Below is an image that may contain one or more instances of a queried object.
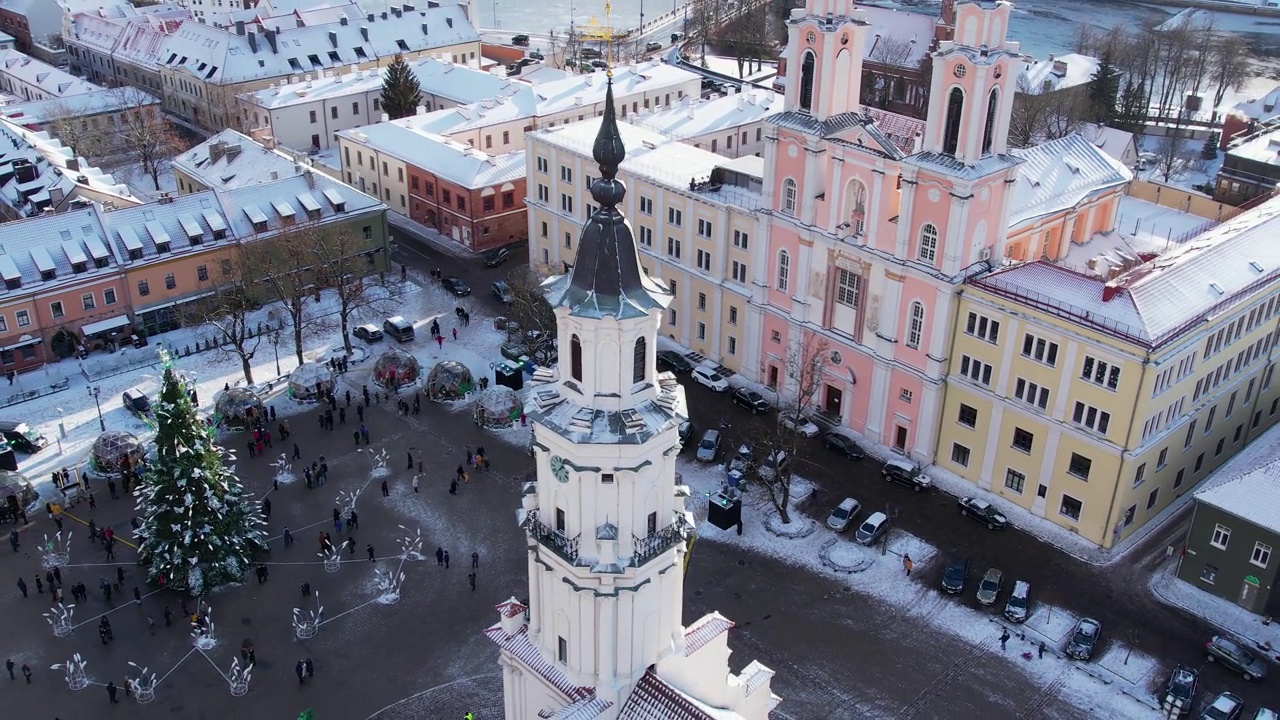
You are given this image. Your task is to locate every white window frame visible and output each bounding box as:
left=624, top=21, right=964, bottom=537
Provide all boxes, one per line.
left=918, top=223, right=938, bottom=262
left=777, top=250, right=790, bottom=293
left=1210, top=523, right=1231, bottom=550
left=782, top=178, right=797, bottom=215
left=835, top=268, right=860, bottom=309
left=907, top=301, right=924, bottom=349
left=1251, top=541, right=1271, bottom=568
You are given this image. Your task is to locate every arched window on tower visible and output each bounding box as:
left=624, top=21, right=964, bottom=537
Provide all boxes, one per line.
left=799, top=51, right=816, bottom=113
left=777, top=250, right=791, bottom=292
left=782, top=178, right=797, bottom=216
left=982, top=88, right=999, bottom=155
left=632, top=337, right=646, bottom=384
left=907, top=301, right=925, bottom=349
left=943, top=87, right=964, bottom=156
left=847, top=179, right=867, bottom=236
left=570, top=334, right=583, bottom=381
left=918, top=223, right=938, bottom=263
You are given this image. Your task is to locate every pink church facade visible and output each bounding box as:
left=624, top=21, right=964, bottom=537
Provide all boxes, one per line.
left=757, top=0, right=1024, bottom=462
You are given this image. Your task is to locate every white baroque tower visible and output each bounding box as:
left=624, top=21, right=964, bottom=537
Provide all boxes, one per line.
left=486, top=77, right=780, bottom=720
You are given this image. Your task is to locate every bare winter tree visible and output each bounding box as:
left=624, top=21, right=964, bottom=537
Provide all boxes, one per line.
left=720, top=0, right=771, bottom=78
left=185, top=249, right=265, bottom=386
left=1009, top=74, right=1085, bottom=148
left=863, top=36, right=917, bottom=108
left=112, top=88, right=185, bottom=191
left=245, top=224, right=335, bottom=366
left=41, top=101, right=113, bottom=167
left=1153, top=125, right=1196, bottom=183
left=504, top=263, right=558, bottom=365
left=741, top=334, right=831, bottom=524
left=308, top=223, right=393, bottom=355
left=1209, top=34, right=1251, bottom=111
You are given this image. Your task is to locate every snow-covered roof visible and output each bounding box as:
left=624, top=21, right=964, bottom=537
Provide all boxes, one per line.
left=617, top=669, right=738, bottom=720
left=860, top=6, right=937, bottom=69
left=625, top=90, right=781, bottom=140
left=1079, top=123, right=1137, bottom=166
left=1019, top=53, right=1099, bottom=94
left=338, top=123, right=525, bottom=189
left=0, top=49, right=98, bottom=98
left=1229, top=85, right=1280, bottom=124
left=0, top=206, right=116, bottom=293
left=1224, top=125, right=1280, bottom=167
left=0, top=87, right=160, bottom=125
left=1195, top=458, right=1280, bottom=535
left=518, top=65, right=572, bottom=85
left=112, top=15, right=186, bottom=71
left=239, top=56, right=512, bottom=110
left=1008, top=133, right=1132, bottom=228
left=217, top=172, right=382, bottom=238
left=975, top=195, right=1280, bottom=346
left=0, top=116, right=136, bottom=216
left=173, top=128, right=311, bottom=191
left=392, top=61, right=699, bottom=136
left=532, top=118, right=763, bottom=211
left=155, top=3, right=478, bottom=85
left=68, top=6, right=188, bottom=59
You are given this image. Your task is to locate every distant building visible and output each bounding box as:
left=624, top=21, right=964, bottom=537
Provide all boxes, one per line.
left=0, top=116, right=138, bottom=222
left=0, top=86, right=162, bottom=140
left=1078, top=123, right=1140, bottom=169
left=624, top=89, right=781, bottom=159
left=1017, top=53, right=1099, bottom=96
left=1220, top=84, right=1280, bottom=149
left=173, top=128, right=321, bottom=195
left=1213, top=121, right=1280, bottom=206
left=63, top=4, right=188, bottom=94
left=0, top=49, right=95, bottom=102
left=1177, top=457, right=1280, bottom=616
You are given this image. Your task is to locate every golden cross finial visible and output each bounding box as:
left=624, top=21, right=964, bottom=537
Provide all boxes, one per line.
left=604, top=0, right=613, bottom=78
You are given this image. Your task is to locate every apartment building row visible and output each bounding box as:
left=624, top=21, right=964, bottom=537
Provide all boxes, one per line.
left=63, top=2, right=189, bottom=94
left=0, top=115, right=139, bottom=221
left=0, top=167, right=385, bottom=373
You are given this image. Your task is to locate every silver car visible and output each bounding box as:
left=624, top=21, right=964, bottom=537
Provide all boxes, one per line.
left=976, top=567, right=1003, bottom=605
left=695, top=429, right=722, bottom=462
left=826, top=497, right=861, bottom=532
left=855, top=511, right=889, bottom=545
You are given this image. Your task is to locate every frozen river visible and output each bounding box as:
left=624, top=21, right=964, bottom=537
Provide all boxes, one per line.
left=480, top=0, right=1280, bottom=64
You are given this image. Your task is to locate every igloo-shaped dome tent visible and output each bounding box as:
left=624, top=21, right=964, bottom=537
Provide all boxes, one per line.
left=472, top=385, right=523, bottom=428
left=372, top=348, right=421, bottom=390
left=215, top=387, right=265, bottom=429
left=426, top=360, right=475, bottom=402
left=89, top=430, right=146, bottom=477
left=288, top=362, right=335, bottom=402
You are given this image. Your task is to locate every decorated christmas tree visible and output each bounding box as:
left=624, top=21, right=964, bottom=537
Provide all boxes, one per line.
left=135, top=360, right=264, bottom=595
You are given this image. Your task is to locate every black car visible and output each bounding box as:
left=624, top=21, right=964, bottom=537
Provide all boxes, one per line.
left=1066, top=618, right=1102, bottom=661
left=678, top=421, right=694, bottom=448
left=511, top=34, right=530, bottom=46
left=957, top=497, right=1009, bottom=530
left=528, top=50, right=545, bottom=60
left=1205, top=635, right=1269, bottom=681
left=823, top=432, right=865, bottom=459
left=941, top=555, right=969, bottom=594
left=441, top=276, right=471, bottom=296
left=580, top=47, right=602, bottom=59
left=1162, top=665, right=1198, bottom=717
left=881, top=459, right=933, bottom=491
left=656, top=350, right=693, bottom=373
left=731, top=388, right=771, bottom=413
left=484, top=247, right=511, bottom=267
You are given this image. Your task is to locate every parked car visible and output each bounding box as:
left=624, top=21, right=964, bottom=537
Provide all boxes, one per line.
left=882, top=458, right=932, bottom=491
left=121, top=387, right=151, bottom=417
left=383, top=316, right=415, bottom=343
left=353, top=323, right=383, bottom=343
left=941, top=555, right=969, bottom=594
left=590, top=59, right=608, bottom=69
left=492, top=280, right=514, bottom=304
left=484, top=247, right=511, bottom=267
left=976, top=567, right=1003, bottom=605
left=0, top=420, right=47, bottom=453
left=731, top=388, right=771, bottom=413
left=528, top=50, right=545, bottom=60
left=441, top=276, right=471, bottom=296
left=779, top=412, right=819, bottom=438
left=1200, top=692, right=1244, bottom=720
left=826, top=497, right=861, bottom=532
left=1253, top=709, right=1279, bottom=720
left=691, top=366, right=729, bottom=392
left=511, top=34, right=530, bottom=45
left=671, top=31, right=685, bottom=42
left=758, top=450, right=789, bottom=480
left=1066, top=617, right=1102, bottom=661
left=695, top=429, right=722, bottom=462
left=855, top=511, right=889, bottom=545
left=580, top=47, right=603, bottom=59
left=678, top=421, right=694, bottom=448
left=656, top=350, right=693, bottom=373
left=1161, top=665, right=1199, bottom=717
left=823, top=431, right=865, bottom=459
left=645, top=40, right=663, bottom=51
left=1205, top=635, right=1269, bottom=681
left=1003, top=580, right=1030, bottom=623
left=957, top=497, right=1009, bottom=530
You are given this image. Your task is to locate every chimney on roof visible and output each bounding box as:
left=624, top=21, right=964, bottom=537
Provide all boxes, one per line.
left=235, top=19, right=245, bottom=35
left=688, top=103, right=696, bottom=119
left=381, top=11, right=388, bottom=19
left=421, top=22, right=428, bottom=34
left=367, top=13, right=375, bottom=22
left=65, top=157, right=79, bottom=171
left=403, top=3, right=414, bottom=9
left=360, top=26, right=369, bottom=41
left=392, top=6, right=402, bottom=17
left=1101, top=282, right=1124, bottom=303
left=49, top=186, right=65, bottom=206
left=270, top=170, right=278, bottom=180
left=157, top=192, right=174, bottom=205
left=209, top=140, right=226, bottom=163
left=339, top=15, right=348, bottom=25
left=248, top=30, right=257, bottom=53
left=737, top=94, right=745, bottom=110
left=415, top=105, right=425, bottom=115
left=265, top=28, right=278, bottom=53
left=225, top=143, right=242, bottom=162
left=381, top=113, right=389, bottom=122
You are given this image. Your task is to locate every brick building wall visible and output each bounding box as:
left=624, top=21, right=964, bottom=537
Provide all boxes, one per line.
left=406, top=166, right=527, bottom=252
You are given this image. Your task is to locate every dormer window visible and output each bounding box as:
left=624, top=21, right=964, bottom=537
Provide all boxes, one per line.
left=155, top=241, right=170, bottom=254
left=3, top=278, right=19, bottom=290
left=40, top=269, right=55, bottom=281
left=71, top=262, right=86, bottom=273
left=128, top=249, right=142, bottom=261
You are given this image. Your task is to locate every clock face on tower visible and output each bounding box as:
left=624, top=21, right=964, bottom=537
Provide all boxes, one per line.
left=806, top=30, right=817, bottom=44
left=550, top=455, right=570, bottom=483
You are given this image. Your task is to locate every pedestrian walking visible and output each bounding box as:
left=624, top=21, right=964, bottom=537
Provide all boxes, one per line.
left=21, top=663, right=31, bottom=683
left=305, top=658, right=314, bottom=679
left=107, top=681, right=119, bottom=702
left=444, top=551, right=450, bottom=569
left=352, top=429, right=360, bottom=446
left=16, top=576, right=26, bottom=597
left=1038, top=641, right=1046, bottom=659
left=366, top=544, right=375, bottom=561
left=34, top=576, right=43, bottom=594
left=468, top=572, right=476, bottom=591
left=345, top=390, right=352, bottom=407
left=452, top=327, right=457, bottom=341
left=357, top=403, right=364, bottom=421
left=5, top=658, right=13, bottom=679
left=339, top=407, right=346, bottom=424
left=360, top=424, right=369, bottom=444
left=247, top=439, right=256, bottom=458
left=347, top=511, right=358, bottom=530
left=108, top=479, right=118, bottom=500
left=52, top=566, right=61, bottom=585
left=133, top=586, right=142, bottom=605
left=471, top=551, right=479, bottom=569
left=262, top=497, right=271, bottom=520
left=381, top=480, right=389, bottom=497
left=999, top=629, right=1010, bottom=651
left=283, top=527, right=293, bottom=547
left=164, top=606, right=172, bottom=627
left=412, top=475, right=419, bottom=492
left=296, top=661, right=306, bottom=685
left=407, top=451, right=413, bottom=470
left=54, top=515, right=63, bottom=532
left=117, top=566, right=125, bottom=585
left=8, top=528, right=17, bottom=552
left=293, top=443, right=301, bottom=460
left=436, top=335, right=444, bottom=349
left=449, top=479, right=458, bottom=495
left=902, top=553, right=913, bottom=576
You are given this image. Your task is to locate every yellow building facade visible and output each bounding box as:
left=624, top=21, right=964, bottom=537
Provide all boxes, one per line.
left=936, top=202, right=1280, bottom=548
left=526, top=120, right=770, bottom=376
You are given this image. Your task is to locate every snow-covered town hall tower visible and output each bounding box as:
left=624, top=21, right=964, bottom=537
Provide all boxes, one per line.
left=485, top=76, right=780, bottom=719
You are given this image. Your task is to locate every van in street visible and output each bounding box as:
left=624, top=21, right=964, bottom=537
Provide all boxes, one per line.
left=383, top=316, right=415, bottom=343
left=0, top=419, right=47, bottom=453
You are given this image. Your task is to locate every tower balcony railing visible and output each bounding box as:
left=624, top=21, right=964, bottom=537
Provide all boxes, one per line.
left=632, top=516, right=691, bottom=567
left=525, top=509, right=580, bottom=564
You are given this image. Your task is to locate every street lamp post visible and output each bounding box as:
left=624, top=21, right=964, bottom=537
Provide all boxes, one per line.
left=87, top=386, right=104, bottom=432
left=54, top=406, right=65, bottom=455
left=271, top=330, right=281, bottom=378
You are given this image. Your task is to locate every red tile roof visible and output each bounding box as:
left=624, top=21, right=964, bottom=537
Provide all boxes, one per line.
left=617, top=669, right=721, bottom=719
left=683, top=612, right=734, bottom=656
left=484, top=622, right=596, bottom=702
left=496, top=597, right=528, bottom=619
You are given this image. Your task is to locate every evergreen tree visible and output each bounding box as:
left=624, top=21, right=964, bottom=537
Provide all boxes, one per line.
left=1114, top=79, right=1146, bottom=134
left=1087, top=51, right=1120, bottom=126
left=135, top=361, right=264, bottom=595
left=380, top=54, right=422, bottom=120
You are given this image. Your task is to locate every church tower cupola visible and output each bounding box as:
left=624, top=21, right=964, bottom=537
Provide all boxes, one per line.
left=781, top=0, right=871, bottom=120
